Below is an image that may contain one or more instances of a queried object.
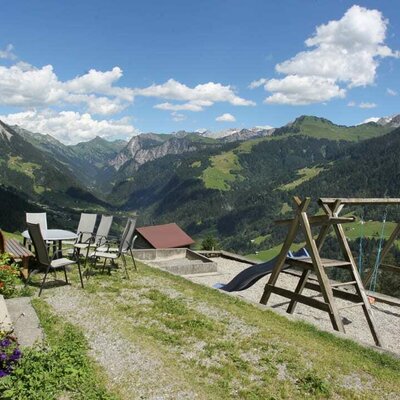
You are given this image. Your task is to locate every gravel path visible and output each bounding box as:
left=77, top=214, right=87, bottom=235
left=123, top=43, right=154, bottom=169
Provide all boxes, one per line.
left=44, top=285, right=198, bottom=400
left=183, top=257, right=400, bottom=355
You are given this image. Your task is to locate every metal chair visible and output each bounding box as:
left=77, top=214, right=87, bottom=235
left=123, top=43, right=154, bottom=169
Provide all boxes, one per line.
left=25, top=212, right=48, bottom=250
left=27, top=223, right=84, bottom=296
left=89, top=217, right=138, bottom=279
left=64, top=213, right=98, bottom=246
left=73, top=214, right=112, bottom=263
left=26, top=212, right=48, bottom=230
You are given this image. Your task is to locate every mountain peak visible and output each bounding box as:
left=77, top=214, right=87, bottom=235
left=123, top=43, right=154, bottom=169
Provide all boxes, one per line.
left=376, top=114, right=400, bottom=128
left=0, top=121, right=13, bottom=141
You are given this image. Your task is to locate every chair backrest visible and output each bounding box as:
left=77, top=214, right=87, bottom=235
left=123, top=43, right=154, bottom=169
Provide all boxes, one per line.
left=27, top=223, right=50, bottom=266
left=26, top=213, right=48, bottom=231
left=119, top=217, right=137, bottom=253
left=77, top=213, right=97, bottom=243
left=94, top=215, right=113, bottom=246
left=0, top=229, right=4, bottom=253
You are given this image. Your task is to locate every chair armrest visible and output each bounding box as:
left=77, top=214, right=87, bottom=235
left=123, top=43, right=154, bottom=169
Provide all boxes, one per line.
left=77, top=231, right=95, bottom=244
left=51, top=249, right=63, bottom=260
left=131, top=235, right=138, bottom=248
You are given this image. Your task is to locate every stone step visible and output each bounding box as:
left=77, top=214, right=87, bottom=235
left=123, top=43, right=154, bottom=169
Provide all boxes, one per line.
left=156, top=259, right=218, bottom=275
left=0, top=294, right=13, bottom=331
left=5, top=297, right=44, bottom=347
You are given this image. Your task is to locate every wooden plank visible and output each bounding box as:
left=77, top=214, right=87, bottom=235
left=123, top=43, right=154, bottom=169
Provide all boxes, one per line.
left=276, top=215, right=355, bottom=226
left=320, top=198, right=400, bottom=206
left=316, top=201, right=344, bottom=250
left=379, top=264, right=400, bottom=274
left=5, top=239, right=33, bottom=257
left=331, top=281, right=356, bottom=288
left=299, top=211, right=345, bottom=333
left=282, top=265, right=362, bottom=302
left=287, top=269, right=311, bottom=314
left=285, top=257, right=351, bottom=269
left=366, top=290, right=400, bottom=307
left=4, top=239, right=33, bottom=280
left=304, top=281, right=362, bottom=303
left=332, top=222, right=383, bottom=347
left=265, top=284, right=331, bottom=312
left=339, top=302, right=364, bottom=310
left=260, top=197, right=310, bottom=305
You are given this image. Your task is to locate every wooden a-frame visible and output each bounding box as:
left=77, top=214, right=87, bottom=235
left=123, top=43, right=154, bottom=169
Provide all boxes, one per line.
left=260, top=196, right=383, bottom=347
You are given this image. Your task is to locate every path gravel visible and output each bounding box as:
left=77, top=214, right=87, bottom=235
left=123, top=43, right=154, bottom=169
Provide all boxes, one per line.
left=184, top=257, right=400, bottom=356
left=44, top=286, right=198, bottom=400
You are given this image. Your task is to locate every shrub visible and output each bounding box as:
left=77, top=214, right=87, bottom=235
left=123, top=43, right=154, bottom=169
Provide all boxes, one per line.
left=201, top=235, right=219, bottom=251
left=0, top=253, right=21, bottom=299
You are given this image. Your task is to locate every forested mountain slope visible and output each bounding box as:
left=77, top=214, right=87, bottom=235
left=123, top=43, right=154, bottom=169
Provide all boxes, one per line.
left=0, top=121, right=109, bottom=230
left=111, top=124, right=400, bottom=252
left=1, top=115, right=399, bottom=247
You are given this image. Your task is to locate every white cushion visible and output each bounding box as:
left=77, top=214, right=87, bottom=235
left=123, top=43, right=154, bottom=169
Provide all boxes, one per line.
left=51, top=258, right=76, bottom=269
left=90, top=251, right=118, bottom=259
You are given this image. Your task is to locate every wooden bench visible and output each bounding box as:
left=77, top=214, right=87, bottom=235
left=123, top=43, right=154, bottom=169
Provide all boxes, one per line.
left=1, top=231, right=33, bottom=279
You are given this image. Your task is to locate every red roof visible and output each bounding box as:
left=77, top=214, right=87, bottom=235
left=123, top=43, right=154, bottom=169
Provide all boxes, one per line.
left=135, top=223, right=194, bottom=248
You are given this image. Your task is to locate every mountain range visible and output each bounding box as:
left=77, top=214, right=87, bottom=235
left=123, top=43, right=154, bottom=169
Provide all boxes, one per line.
left=1, top=114, right=400, bottom=252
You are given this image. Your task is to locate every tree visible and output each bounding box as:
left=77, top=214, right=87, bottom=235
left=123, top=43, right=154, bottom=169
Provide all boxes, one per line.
left=201, top=235, right=219, bottom=251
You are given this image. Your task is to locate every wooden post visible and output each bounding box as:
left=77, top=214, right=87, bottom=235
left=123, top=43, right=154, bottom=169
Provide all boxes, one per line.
left=260, top=197, right=309, bottom=305
left=299, top=211, right=345, bottom=332
left=319, top=197, right=384, bottom=347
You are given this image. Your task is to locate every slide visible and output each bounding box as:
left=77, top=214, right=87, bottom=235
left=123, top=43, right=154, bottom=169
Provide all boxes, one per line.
left=215, top=248, right=309, bottom=292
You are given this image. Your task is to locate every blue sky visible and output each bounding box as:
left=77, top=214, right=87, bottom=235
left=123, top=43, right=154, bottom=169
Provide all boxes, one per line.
left=0, top=0, right=399, bottom=143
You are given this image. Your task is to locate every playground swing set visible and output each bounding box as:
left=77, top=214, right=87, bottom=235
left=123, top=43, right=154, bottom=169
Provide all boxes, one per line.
left=259, top=197, right=400, bottom=348
left=218, top=196, right=400, bottom=347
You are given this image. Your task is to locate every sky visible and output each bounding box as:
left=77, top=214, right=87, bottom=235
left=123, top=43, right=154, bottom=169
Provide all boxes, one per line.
left=0, top=0, right=399, bottom=144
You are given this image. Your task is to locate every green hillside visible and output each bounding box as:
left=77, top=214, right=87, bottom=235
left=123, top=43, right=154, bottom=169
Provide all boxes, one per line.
left=275, top=115, right=394, bottom=141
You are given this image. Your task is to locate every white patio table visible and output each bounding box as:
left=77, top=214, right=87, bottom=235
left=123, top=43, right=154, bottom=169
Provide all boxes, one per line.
left=22, top=229, right=77, bottom=252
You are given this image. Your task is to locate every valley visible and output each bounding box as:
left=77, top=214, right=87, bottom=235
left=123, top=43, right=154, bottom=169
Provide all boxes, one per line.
left=1, top=114, right=400, bottom=263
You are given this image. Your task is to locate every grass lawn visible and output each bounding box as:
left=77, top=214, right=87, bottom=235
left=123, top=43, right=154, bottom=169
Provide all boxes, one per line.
left=3, top=232, right=400, bottom=399
left=19, top=259, right=400, bottom=398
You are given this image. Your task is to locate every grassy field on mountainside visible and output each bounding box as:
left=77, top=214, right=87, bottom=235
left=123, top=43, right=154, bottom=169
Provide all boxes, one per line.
left=279, top=166, right=325, bottom=191
left=202, top=151, right=243, bottom=190
left=286, top=116, right=394, bottom=141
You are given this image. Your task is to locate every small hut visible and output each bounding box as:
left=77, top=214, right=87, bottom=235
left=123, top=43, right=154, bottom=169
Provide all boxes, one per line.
left=134, top=223, right=194, bottom=249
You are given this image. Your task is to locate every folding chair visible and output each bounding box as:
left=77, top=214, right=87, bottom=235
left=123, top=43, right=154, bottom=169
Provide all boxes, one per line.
left=27, top=223, right=84, bottom=296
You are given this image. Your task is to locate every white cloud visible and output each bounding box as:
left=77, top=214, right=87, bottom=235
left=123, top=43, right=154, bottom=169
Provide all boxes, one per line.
left=255, top=125, right=274, bottom=130
left=0, top=63, right=133, bottom=115
left=135, top=79, right=255, bottom=111
left=387, top=88, right=397, bottom=96
left=348, top=101, right=377, bottom=108
left=264, top=5, right=399, bottom=105
left=0, top=109, right=137, bottom=144
left=216, top=113, right=236, bottom=122
left=171, top=111, right=186, bottom=122
left=359, top=102, right=377, bottom=109
left=265, top=75, right=345, bottom=105
left=362, top=117, right=380, bottom=124
left=64, top=67, right=134, bottom=101
left=0, top=44, right=16, bottom=60
left=154, top=102, right=204, bottom=112
left=248, top=78, right=267, bottom=89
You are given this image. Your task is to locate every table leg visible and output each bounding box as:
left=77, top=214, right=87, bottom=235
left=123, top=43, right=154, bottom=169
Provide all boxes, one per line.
left=21, top=256, right=29, bottom=280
